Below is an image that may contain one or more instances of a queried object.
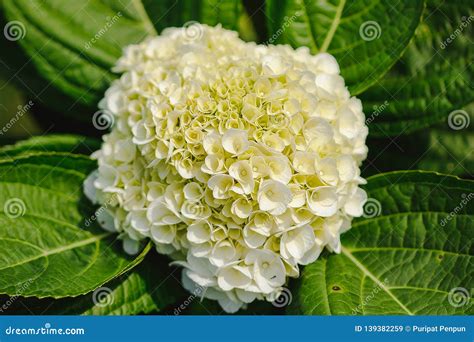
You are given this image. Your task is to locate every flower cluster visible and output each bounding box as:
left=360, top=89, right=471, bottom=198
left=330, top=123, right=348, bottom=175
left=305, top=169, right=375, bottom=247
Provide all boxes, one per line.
left=84, top=24, right=368, bottom=312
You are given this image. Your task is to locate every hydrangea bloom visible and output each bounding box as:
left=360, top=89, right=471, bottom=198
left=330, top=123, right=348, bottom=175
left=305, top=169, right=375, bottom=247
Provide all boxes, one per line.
left=84, top=24, right=368, bottom=312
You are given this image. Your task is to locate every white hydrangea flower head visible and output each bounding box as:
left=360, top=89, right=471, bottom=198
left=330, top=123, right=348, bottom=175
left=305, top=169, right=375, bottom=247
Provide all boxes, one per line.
left=84, top=24, right=368, bottom=313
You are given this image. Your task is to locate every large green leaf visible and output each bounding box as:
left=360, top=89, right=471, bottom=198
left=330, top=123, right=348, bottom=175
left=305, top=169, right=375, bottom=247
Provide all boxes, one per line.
left=362, top=105, right=473, bottom=178
left=361, top=0, right=474, bottom=136
left=0, top=152, right=149, bottom=298
left=417, top=127, right=474, bottom=177
left=2, top=0, right=244, bottom=112
left=142, top=0, right=242, bottom=33
left=289, top=171, right=473, bottom=315
left=0, top=7, right=95, bottom=122
left=0, top=134, right=101, bottom=159
left=0, top=77, right=40, bottom=141
left=266, top=0, right=424, bottom=95
left=0, top=253, right=183, bottom=315
left=75, top=253, right=181, bottom=315
left=2, top=0, right=155, bottom=108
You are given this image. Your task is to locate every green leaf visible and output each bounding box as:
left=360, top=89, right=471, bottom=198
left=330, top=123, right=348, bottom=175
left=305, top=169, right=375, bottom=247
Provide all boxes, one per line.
left=0, top=9, right=94, bottom=122
left=0, top=152, right=149, bottom=298
left=361, top=0, right=474, bottom=136
left=289, top=171, right=474, bottom=315
left=0, top=252, right=183, bottom=315
left=2, top=0, right=244, bottom=112
left=142, top=0, right=242, bottom=33
left=80, top=253, right=181, bottom=315
left=266, top=0, right=424, bottom=95
left=0, top=134, right=101, bottom=159
left=415, top=103, right=473, bottom=177
left=362, top=104, right=473, bottom=178
left=417, top=128, right=474, bottom=177
left=0, top=77, right=41, bottom=140
left=2, top=0, right=155, bottom=108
